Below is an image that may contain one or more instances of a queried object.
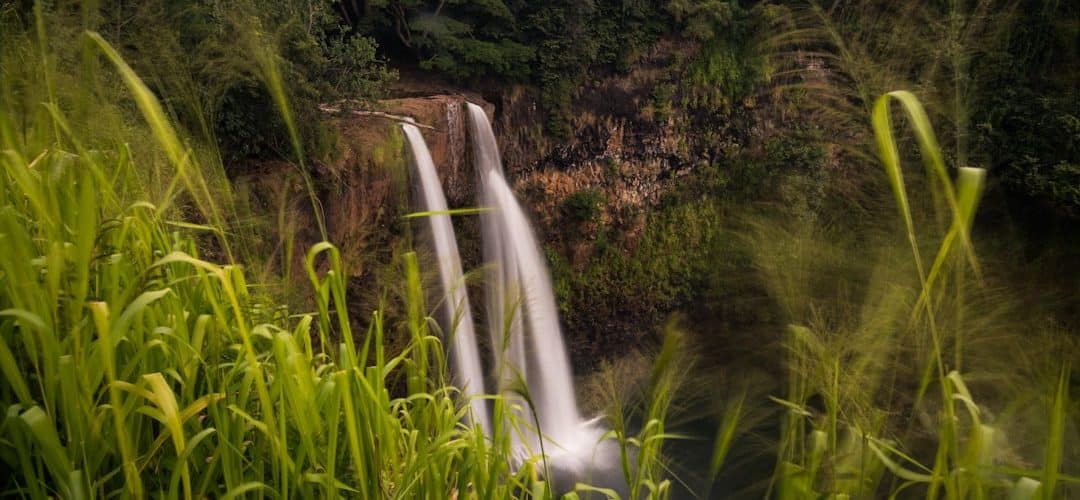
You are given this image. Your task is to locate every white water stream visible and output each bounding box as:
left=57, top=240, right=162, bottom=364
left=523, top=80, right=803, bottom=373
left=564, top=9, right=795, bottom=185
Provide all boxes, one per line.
left=402, top=123, right=491, bottom=435
left=403, top=107, right=626, bottom=495
left=466, top=103, right=585, bottom=449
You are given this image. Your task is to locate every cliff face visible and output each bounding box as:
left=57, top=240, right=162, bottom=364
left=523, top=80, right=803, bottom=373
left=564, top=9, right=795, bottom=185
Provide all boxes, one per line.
left=294, top=37, right=721, bottom=269
left=234, top=93, right=494, bottom=317
left=243, top=39, right=760, bottom=368
left=305, top=39, right=721, bottom=250
left=368, top=95, right=494, bottom=206
left=492, top=39, right=706, bottom=251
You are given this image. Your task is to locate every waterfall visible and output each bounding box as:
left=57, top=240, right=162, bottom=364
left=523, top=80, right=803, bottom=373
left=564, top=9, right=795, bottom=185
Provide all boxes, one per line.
left=401, top=123, right=491, bottom=435
left=403, top=107, right=628, bottom=496
left=465, top=103, right=624, bottom=473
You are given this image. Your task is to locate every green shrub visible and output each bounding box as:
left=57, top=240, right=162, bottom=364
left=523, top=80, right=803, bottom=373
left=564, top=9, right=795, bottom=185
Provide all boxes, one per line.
left=678, top=5, right=767, bottom=116
left=360, top=0, right=534, bottom=82
left=561, top=188, right=605, bottom=225
left=356, top=1, right=671, bottom=137
left=552, top=195, right=731, bottom=359
left=990, top=93, right=1080, bottom=215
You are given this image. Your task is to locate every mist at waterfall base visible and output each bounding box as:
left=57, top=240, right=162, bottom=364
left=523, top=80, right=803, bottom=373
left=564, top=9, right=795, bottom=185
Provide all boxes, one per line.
left=401, top=106, right=631, bottom=496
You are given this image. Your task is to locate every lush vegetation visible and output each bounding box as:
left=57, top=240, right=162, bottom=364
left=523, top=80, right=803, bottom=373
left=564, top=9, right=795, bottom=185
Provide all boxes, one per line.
left=2, top=0, right=396, bottom=164
left=0, top=4, right=681, bottom=498
left=1, top=0, right=1077, bottom=499
left=347, top=0, right=1078, bottom=214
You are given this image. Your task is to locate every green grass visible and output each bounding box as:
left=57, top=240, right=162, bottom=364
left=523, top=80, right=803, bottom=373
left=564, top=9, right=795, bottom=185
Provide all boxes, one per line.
left=750, top=91, right=1079, bottom=499
left=0, top=9, right=681, bottom=497
left=0, top=36, right=512, bottom=496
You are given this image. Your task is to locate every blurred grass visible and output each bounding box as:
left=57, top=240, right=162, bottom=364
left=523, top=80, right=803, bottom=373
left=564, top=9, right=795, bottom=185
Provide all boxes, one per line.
left=747, top=89, right=1079, bottom=499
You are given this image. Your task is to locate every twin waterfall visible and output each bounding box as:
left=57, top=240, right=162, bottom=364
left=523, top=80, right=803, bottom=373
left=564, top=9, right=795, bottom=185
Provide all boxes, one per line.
left=402, top=104, right=622, bottom=492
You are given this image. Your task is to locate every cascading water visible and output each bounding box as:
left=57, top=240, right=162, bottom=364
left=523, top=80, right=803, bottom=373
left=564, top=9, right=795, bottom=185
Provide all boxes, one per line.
left=466, top=103, right=626, bottom=494
left=403, top=107, right=628, bottom=496
left=401, top=122, right=491, bottom=435
left=466, top=103, right=582, bottom=443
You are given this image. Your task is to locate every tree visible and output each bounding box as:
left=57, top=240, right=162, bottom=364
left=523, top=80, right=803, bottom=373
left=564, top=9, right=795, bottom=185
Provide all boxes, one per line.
left=361, top=0, right=534, bottom=81
left=95, top=0, right=396, bottom=161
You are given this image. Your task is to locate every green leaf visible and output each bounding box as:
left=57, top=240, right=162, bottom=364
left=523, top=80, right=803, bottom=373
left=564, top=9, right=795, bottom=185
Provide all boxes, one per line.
left=867, top=440, right=933, bottom=483
left=0, top=330, right=34, bottom=405
left=111, top=289, right=172, bottom=344
left=20, top=406, right=73, bottom=494
left=0, top=309, right=48, bottom=333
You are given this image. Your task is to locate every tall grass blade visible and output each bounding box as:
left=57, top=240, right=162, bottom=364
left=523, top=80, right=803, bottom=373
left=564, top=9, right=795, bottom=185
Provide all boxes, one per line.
left=1042, top=365, right=1069, bottom=499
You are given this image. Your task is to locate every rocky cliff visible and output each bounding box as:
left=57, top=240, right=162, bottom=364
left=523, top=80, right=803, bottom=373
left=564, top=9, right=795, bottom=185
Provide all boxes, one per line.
left=493, top=41, right=704, bottom=240
left=240, top=38, right=771, bottom=370
left=233, top=93, right=494, bottom=318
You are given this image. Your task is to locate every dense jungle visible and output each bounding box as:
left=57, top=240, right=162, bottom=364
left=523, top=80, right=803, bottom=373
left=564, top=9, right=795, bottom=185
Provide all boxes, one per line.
left=0, top=0, right=1077, bottom=498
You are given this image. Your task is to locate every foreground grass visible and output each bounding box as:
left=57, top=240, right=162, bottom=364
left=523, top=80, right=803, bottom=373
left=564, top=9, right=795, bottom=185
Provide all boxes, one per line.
left=0, top=10, right=680, bottom=497
left=0, top=10, right=524, bottom=496
left=751, top=92, right=1079, bottom=499
left=0, top=32, right=528, bottom=499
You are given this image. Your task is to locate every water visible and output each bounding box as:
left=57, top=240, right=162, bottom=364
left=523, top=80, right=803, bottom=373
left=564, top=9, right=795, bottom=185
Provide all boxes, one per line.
left=404, top=107, right=627, bottom=496
left=467, top=103, right=582, bottom=442
left=402, top=123, right=491, bottom=435
left=467, top=104, right=626, bottom=495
